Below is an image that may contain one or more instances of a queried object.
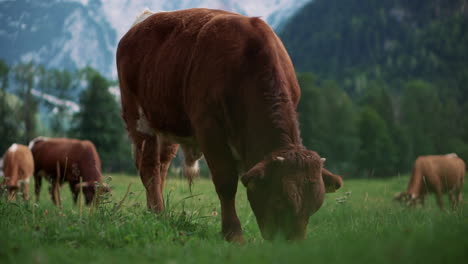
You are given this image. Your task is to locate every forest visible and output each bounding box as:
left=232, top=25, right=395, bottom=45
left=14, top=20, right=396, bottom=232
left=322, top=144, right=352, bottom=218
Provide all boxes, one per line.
left=281, top=0, right=468, bottom=176
left=0, top=60, right=133, bottom=172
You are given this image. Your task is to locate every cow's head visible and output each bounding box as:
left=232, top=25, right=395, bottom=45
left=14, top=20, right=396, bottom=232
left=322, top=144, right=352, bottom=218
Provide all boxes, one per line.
left=393, top=192, right=421, bottom=207
left=241, top=148, right=325, bottom=240
left=75, top=182, right=111, bottom=205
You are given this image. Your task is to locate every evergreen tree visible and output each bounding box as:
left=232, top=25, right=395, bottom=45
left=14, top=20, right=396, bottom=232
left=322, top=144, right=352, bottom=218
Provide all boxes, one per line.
left=356, top=107, right=397, bottom=177
left=297, top=73, right=359, bottom=172
left=71, top=68, right=129, bottom=171
left=13, top=62, right=38, bottom=142
left=0, top=60, right=21, bottom=152
left=400, top=80, right=441, bottom=161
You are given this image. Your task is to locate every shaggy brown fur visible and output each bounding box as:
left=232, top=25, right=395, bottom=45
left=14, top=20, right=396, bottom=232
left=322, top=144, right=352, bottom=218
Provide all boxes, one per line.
left=1, top=144, right=34, bottom=201
left=29, top=137, right=108, bottom=205
left=117, top=8, right=326, bottom=242
left=395, top=154, right=465, bottom=209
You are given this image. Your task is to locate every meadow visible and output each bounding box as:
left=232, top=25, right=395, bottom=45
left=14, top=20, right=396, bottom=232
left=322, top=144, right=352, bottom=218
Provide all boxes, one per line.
left=1, top=173, right=467, bottom=264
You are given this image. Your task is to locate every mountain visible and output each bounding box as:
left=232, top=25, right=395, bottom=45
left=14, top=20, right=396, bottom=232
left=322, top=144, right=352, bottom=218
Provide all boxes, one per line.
left=0, top=0, right=311, bottom=78
left=0, top=0, right=116, bottom=77
left=279, top=0, right=468, bottom=97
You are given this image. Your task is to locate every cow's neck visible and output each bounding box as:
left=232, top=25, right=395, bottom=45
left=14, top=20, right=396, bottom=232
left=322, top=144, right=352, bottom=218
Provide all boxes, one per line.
left=406, top=168, right=424, bottom=197
left=235, top=85, right=302, bottom=171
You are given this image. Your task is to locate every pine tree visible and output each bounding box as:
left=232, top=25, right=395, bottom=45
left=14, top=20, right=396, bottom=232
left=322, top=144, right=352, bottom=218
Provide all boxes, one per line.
left=13, top=62, right=38, bottom=142
left=297, top=73, right=359, bottom=172
left=71, top=68, right=127, bottom=171
left=0, top=60, right=21, bottom=152
left=356, top=107, right=397, bottom=177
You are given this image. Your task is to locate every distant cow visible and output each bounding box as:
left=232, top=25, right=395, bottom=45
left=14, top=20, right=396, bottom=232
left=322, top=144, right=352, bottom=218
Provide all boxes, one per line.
left=117, top=8, right=338, bottom=242
left=29, top=137, right=108, bottom=205
left=395, top=154, right=465, bottom=209
left=1, top=144, right=34, bottom=201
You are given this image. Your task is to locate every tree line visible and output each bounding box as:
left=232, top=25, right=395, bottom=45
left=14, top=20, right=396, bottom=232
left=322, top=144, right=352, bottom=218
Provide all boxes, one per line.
left=297, top=72, right=468, bottom=178
left=1, top=59, right=466, bottom=177
left=280, top=0, right=468, bottom=177
left=0, top=60, right=133, bottom=172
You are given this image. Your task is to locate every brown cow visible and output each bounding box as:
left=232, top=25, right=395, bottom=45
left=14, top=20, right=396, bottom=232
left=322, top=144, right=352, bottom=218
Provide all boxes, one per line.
left=29, top=137, right=108, bottom=205
left=1, top=144, right=34, bottom=201
left=117, top=8, right=333, bottom=242
left=395, top=154, right=465, bottom=209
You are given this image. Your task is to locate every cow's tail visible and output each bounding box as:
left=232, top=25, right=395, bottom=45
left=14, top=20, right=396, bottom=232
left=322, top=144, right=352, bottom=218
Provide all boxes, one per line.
left=183, top=160, right=199, bottom=189
left=181, top=147, right=201, bottom=190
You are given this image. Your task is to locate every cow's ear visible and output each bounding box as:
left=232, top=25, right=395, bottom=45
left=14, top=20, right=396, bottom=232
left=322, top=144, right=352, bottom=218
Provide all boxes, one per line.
left=241, top=161, right=267, bottom=190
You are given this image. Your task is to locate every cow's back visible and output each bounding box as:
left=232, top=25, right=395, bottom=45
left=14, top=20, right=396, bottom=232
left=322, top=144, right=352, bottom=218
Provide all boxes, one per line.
left=117, top=8, right=300, bottom=139
left=417, top=155, right=465, bottom=190
left=117, top=9, right=234, bottom=136
left=31, top=138, right=101, bottom=181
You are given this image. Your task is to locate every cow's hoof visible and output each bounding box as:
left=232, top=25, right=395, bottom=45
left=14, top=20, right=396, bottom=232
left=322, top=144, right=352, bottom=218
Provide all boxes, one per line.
left=228, top=234, right=245, bottom=244
left=224, top=232, right=245, bottom=244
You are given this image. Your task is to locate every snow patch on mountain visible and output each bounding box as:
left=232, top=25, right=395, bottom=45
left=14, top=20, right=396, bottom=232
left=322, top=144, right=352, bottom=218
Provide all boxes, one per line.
left=0, top=0, right=311, bottom=79
left=89, top=0, right=311, bottom=39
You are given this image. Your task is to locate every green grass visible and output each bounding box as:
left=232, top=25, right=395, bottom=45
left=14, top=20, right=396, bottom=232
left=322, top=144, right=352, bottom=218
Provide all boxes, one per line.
left=1, top=174, right=467, bottom=264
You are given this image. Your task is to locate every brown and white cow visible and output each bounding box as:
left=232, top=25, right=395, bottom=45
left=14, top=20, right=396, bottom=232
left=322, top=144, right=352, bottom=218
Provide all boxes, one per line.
left=1, top=144, right=34, bottom=201
left=29, top=137, right=108, bottom=205
left=395, top=154, right=465, bottom=209
left=117, top=8, right=338, bottom=242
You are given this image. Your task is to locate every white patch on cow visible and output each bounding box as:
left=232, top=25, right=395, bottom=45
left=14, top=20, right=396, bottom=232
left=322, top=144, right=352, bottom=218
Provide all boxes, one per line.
left=136, top=107, right=154, bottom=135
left=19, top=177, right=31, bottom=184
left=445, top=153, right=458, bottom=158
left=184, top=160, right=199, bottom=177
left=228, top=142, right=241, bottom=161
left=8, top=144, right=18, bottom=153
left=132, top=8, right=155, bottom=27
left=28, top=136, right=49, bottom=149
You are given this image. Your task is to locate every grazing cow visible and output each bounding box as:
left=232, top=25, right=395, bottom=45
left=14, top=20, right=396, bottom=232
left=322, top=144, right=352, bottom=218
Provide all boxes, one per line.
left=1, top=144, right=34, bottom=201
left=29, top=137, right=109, bottom=205
left=117, top=8, right=333, bottom=242
left=394, top=154, right=465, bottom=209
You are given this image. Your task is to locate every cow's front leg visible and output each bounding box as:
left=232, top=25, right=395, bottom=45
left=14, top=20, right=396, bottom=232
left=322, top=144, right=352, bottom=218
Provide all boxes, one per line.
left=50, top=180, right=61, bottom=206
left=194, top=122, right=244, bottom=243
left=7, top=186, right=17, bottom=202
left=215, top=178, right=244, bottom=243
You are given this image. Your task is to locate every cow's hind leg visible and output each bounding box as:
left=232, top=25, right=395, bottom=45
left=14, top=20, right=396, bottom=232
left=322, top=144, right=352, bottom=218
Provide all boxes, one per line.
left=22, top=180, right=30, bottom=201
left=34, top=172, right=42, bottom=202
left=194, top=122, right=244, bottom=243
left=158, top=136, right=179, bottom=195
left=132, top=134, right=178, bottom=213
left=435, top=188, right=444, bottom=210
left=134, top=135, right=164, bottom=212
left=122, top=90, right=167, bottom=212
left=69, top=182, right=79, bottom=204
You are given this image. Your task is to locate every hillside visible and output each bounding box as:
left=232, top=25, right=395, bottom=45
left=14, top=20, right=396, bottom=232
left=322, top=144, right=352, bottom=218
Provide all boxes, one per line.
left=0, top=0, right=310, bottom=78
left=278, top=0, right=468, bottom=175
left=280, top=0, right=468, bottom=99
